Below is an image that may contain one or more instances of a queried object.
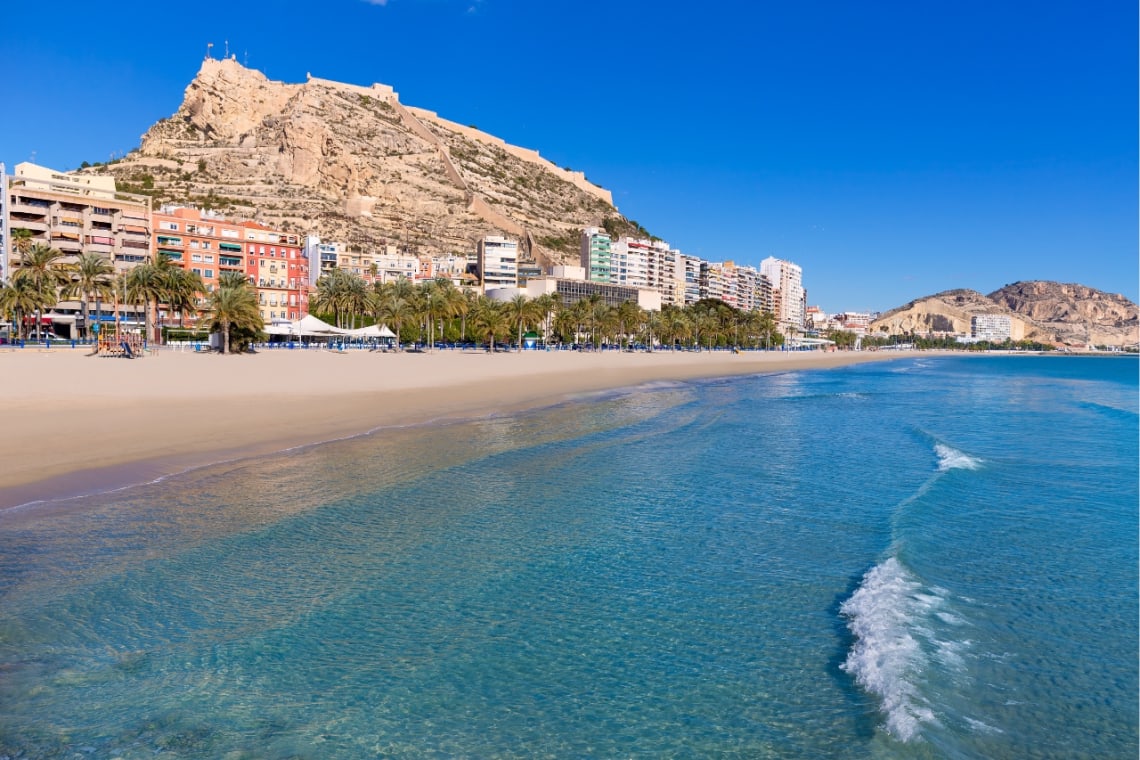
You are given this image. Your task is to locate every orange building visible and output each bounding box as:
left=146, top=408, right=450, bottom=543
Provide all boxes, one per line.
left=241, top=221, right=308, bottom=323
left=153, top=206, right=247, bottom=299
left=151, top=207, right=308, bottom=324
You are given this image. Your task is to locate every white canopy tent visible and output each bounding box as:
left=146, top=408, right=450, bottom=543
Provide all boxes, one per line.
left=264, top=315, right=348, bottom=338
left=264, top=318, right=396, bottom=341
left=345, top=324, right=397, bottom=338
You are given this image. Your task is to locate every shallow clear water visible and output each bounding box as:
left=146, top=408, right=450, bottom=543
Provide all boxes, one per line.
left=1, top=356, right=1136, bottom=758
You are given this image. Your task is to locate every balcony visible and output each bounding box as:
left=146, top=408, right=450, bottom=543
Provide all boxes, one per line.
left=10, top=218, right=48, bottom=232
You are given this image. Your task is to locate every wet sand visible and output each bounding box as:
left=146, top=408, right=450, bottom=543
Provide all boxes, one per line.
left=0, top=347, right=918, bottom=510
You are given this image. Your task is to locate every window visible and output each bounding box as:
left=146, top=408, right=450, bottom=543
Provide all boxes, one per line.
left=204, top=255, right=214, bottom=263
left=160, top=221, right=179, bottom=231
left=192, top=268, right=202, bottom=276
left=191, top=254, right=203, bottom=263
left=203, top=269, right=214, bottom=278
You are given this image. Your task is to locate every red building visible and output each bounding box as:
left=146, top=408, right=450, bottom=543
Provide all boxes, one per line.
left=152, top=207, right=308, bottom=324
left=241, top=221, right=308, bottom=323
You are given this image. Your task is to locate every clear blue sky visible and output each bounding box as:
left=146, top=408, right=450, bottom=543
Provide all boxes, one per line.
left=2, top=0, right=1135, bottom=312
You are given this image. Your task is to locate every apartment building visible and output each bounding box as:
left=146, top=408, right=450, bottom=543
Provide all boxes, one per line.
left=580, top=227, right=612, bottom=284
left=760, top=256, right=806, bottom=330
left=609, top=237, right=653, bottom=289
left=477, top=236, right=518, bottom=289
left=7, top=162, right=151, bottom=333
left=971, top=314, right=1012, bottom=342
left=304, top=235, right=343, bottom=286
left=701, top=261, right=731, bottom=305
left=241, top=221, right=307, bottom=323
left=423, top=253, right=477, bottom=287
left=153, top=206, right=246, bottom=298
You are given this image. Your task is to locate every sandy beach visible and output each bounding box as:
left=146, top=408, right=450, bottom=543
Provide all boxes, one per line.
left=0, top=347, right=916, bottom=510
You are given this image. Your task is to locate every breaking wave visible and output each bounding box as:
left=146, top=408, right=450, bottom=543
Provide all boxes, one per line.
left=840, top=557, right=968, bottom=742
left=934, top=443, right=982, bottom=472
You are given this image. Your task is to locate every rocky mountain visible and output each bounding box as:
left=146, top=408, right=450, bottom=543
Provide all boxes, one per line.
left=871, top=281, right=1139, bottom=347
left=987, top=281, right=1138, bottom=347
left=91, top=57, right=628, bottom=267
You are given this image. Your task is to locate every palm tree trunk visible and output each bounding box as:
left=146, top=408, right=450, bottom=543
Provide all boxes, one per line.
left=223, top=318, right=230, bottom=355
left=81, top=293, right=89, bottom=342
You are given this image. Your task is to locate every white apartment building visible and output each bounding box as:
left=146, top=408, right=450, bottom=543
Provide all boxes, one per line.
left=477, top=236, right=518, bottom=289
left=760, top=256, right=805, bottom=329
left=609, top=237, right=654, bottom=289
left=305, top=235, right=343, bottom=286
left=972, top=314, right=1012, bottom=342
left=370, top=249, right=419, bottom=283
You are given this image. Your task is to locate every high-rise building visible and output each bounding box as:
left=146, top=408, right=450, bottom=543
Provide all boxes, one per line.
left=610, top=237, right=654, bottom=289
left=760, top=256, right=805, bottom=329
left=477, top=236, right=518, bottom=289
left=971, top=314, right=1012, bottom=342
left=580, top=227, right=613, bottom=284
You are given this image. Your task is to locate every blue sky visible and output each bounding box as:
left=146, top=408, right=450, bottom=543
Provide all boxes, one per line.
left=2, top=0, right=1135, bottom=311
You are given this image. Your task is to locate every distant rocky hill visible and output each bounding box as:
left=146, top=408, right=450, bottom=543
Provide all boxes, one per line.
left=987, top=281, right=1138, bottom=346
left=88, top=57, right=629, bottom=267
left=871, top=281, right=1139, bottom=347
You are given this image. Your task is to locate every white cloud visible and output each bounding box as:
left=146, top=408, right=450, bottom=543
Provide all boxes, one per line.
left=362, top=0, right=389, bottom=5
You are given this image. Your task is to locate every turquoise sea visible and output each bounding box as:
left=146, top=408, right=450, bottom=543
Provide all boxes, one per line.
left=0, top=355, right=1136, bottom=758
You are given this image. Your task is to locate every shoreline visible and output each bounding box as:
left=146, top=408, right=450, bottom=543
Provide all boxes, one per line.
left=0, top=349, right=922, bottom=513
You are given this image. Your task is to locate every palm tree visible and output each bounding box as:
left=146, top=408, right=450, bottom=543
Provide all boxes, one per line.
left=472, top=298, right=510, bottom=352
left=532, top=292, right=559, bottom=346
left=419, top=279, right=454, bottom=351
left=504, top=293, right=538, bottom=351
left=60, top=253, right=114, bottom=341
left=377, top=292, right=415, bottom=350
left=643, top=309, right=662, bottom=352
left=0, top=277, right=46, bottom=341
left=127, top=256, right=178, bottom=345
left=448, top=286, right=475, bottom=343
left=166, top=268, right=207, bottom=328
left=14, top=243, right=70, bottom=340
left=591, top=300, right=615, bottom=348
left=553, top=305, right=578, bottom=346
left=616, top=300, right=643, bottom=351
left=206, top=279, right=262, bottom=354
left=755, top=311, right=779, bottom=350
left=575, top=294, right=601, bottom=347
left=663, top=308, right=691, bottom=350
left=7, top=228, right=34, bottom=282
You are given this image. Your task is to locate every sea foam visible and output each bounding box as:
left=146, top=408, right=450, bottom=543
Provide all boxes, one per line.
left=934, top=443, right=982, bottom=472
left=840, top=557, right=943, bottom=742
